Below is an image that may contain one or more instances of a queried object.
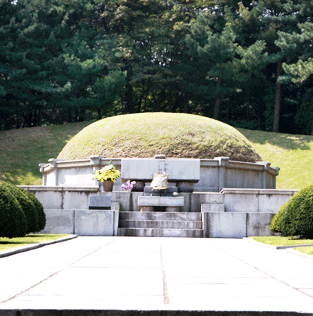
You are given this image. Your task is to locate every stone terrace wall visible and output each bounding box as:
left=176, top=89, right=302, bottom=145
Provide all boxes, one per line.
left=40, top=156, right=279, bottom=191
left=19, top=186, right=298, bottom=237
left=19, top=187, right=296, bottom=214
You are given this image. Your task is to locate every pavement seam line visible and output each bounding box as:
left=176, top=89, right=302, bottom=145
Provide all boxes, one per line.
left=160, top=240, right=170, bottom=305
left=0, top=238, right=117, bottom=304
left=217, top=243, right=313, bottom=301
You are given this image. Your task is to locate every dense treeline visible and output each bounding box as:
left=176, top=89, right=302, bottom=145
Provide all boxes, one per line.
left=1, top=0, right=313, bottom=134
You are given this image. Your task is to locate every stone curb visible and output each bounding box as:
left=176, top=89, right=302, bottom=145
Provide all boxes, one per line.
left=244, top=237, right=313, bottom=250
left=0, top=235, right=77, bottom=259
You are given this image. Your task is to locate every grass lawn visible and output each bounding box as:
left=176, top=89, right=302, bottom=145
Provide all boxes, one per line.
left=250, top=236, right=313, bottom=256
left=249, top=236, right=313, bottom=246
left=0, top=234, right=72, bottom=252
left=239, top=128, right=313, bottom=190
left=0, top=121, right=91, bottom=185
left=296, top=247, right=313, bottom=255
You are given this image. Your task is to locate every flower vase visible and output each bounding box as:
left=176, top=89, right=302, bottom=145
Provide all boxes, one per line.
left=101, top=180, right=114, bottom=192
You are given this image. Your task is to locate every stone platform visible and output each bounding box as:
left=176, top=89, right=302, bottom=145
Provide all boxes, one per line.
left=20, top=187, right=299, bottom=238
left=1, top=237, right=313, bottom=314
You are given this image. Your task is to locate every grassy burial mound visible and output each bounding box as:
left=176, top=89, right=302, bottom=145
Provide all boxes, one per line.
left=57, top=113, right=261, bottom=162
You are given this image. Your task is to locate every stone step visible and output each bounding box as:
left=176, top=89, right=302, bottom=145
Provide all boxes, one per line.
left=138, top=196, right=184, bottom=207
left=119, top=211, right=202, bottom=221
left=119, top=220, right=202, bottom=229
left=117, top=228, right=203, bottom=238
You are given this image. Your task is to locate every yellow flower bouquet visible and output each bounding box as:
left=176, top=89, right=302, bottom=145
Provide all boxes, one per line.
left=93, top=162, right=121, bottom=183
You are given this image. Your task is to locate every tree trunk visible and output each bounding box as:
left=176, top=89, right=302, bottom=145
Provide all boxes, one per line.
left=273, top=60, right=283, bottom=133
left=245, top=90, right=251, bottom=121
left=97, top=108, right=102, bottom=120
left=33, top=110, right=37, bottom=126
left=213, top=77, right=222, bottom=119
left=38, top=109, right=42, bottom=126
left=126, top=83, right=134, bottom=113
left=23, top=112, right=32, bottom=127
left=168, top=91, right=174, bottom=112
left=183, top=93, right=189, bottom=113
left=143, top=84, right=150, bottom=112
left=125, top=66, right=134, bottom=114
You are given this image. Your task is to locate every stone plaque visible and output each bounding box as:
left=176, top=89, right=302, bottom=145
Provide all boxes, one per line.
left=121, top=158, right=200, bottom=181
left=89, top=195, right=112, bottom=209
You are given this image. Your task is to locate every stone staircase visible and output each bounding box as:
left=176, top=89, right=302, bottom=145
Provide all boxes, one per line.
left=117, top=211, right=203, bottom=237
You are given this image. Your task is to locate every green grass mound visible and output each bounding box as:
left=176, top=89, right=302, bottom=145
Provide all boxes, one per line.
left=271, top=185, right=313, bottom=238
left=0, top=182, right=27, bottom=238
left=57, top=113, right=261, bottom=162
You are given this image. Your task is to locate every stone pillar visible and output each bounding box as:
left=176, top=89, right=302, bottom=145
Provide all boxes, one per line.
left=39, top=163, right=47, bottom=185
left=259, top=161, right=271, bottom=189
left=273, top=167, right=280, bottom=189
left=48, top=158, right=62, bottom=186
left=90, top=155, right=103, bottom=188
left=215, top=157, right=229, bottom=192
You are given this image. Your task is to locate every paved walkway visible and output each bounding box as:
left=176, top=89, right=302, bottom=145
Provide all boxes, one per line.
left=0, top=237, right=313, bottom=314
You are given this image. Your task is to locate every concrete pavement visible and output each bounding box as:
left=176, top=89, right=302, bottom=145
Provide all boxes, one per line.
left=0, top=237, right=313, bottom=315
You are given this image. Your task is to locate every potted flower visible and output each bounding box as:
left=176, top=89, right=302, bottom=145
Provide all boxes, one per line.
left=93, top=161, right=121, bottom=191
left=121, top=180, right=136, bottom=192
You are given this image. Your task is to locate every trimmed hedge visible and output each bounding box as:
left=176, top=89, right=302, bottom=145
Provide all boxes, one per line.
left=2, top=182, right=39, bottom=233
left=270, top=205, right=286, bottom=234
left=271, top=185, right=313, bottom=238
left=0, top=182, right=28, bottom=238
left=23, top=189, right=46, bottom=231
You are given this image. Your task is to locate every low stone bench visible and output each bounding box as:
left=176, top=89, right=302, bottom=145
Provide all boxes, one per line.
left=138, top=196, right=184, bottom=212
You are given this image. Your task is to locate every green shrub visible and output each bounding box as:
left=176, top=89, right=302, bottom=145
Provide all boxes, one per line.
left=292, top=186, right=313, bottom=238
left=270, top=205, right=286, bottom=233
left=1, top=182, right=38, bottom=233
left=0, top=182, right=28, bottom=238
left=23, top=190, right=46, bottom=231
left=272, top=185, right=313, bottom=238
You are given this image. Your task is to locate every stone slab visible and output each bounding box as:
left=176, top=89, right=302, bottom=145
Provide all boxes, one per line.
left=2, top=237, right=313, bottom=312
left=41, top=209, right=74, bottom=234
left=190, top=193, right=224, bottom=212
left=121, top=158, right=200, bottom=181
left=258, top=193, right=295, bottom=213
left=89, top=195, right=112, bottom=209
left=34, top=191, right=63, bottom=209
left=201, top=203, right=225, bottom=212
left=138, top=196, right=184, bottom=207
left=246, top=213, right=276, bottom=237
left=57, top=166, right=95, bottom=186
left=203, top=212, right=247, bottom=238
left=112, top=191, right=131, bottom=211
left=75, top=210, right=118, bottom=236
left=224, top=193, right=259, bottom=213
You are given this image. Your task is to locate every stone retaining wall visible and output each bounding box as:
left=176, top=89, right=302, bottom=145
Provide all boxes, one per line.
left=39, top=156, right=279, bottom=191
left=19, top=186, right=298, bottom=238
